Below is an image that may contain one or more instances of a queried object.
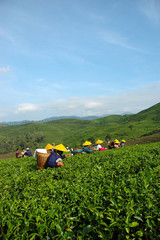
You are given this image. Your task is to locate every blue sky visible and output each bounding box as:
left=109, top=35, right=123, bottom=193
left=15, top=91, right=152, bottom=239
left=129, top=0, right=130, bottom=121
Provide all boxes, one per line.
left=0, top=0, right=160, bottom=122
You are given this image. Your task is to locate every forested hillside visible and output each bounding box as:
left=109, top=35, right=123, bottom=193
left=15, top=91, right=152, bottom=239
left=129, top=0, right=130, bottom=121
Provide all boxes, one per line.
left=0, top=103, right=160, bottom=155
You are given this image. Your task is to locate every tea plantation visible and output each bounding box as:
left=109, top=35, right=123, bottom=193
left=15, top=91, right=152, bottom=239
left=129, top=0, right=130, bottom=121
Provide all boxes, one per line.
left=0, top=142, right=160, bottom=239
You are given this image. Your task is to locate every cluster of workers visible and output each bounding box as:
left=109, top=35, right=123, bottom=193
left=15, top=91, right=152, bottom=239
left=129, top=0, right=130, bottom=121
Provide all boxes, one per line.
left=16, top=139, right=126, bottom=168
left=16, top=147, right=33, bottom=158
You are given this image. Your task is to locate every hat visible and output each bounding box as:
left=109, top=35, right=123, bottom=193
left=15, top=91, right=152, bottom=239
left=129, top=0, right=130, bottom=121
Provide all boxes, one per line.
left=114, top=140, right=120, bottom=144
left=54, top=144, right=68, bottom=152
left=26, top=148, right=29, bottom=150
left=121, top=139, right=126, bottom=142
left=96, top=139, right=103, bottom=144
left=45, top=143, right=54, bottom=150
left=82, top=141, right=92, bottom=146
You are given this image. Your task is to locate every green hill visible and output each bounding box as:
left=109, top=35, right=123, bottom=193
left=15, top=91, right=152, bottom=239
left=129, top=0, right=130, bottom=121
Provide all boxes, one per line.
left=0, top=103, right=160, bottom=156
left=130, top=102, right=160, bottom=121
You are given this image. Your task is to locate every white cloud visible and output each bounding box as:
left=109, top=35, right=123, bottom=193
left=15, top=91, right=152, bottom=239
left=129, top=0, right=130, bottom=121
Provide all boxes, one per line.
left=58, top=51, right=95, bottom=67
left=3, top=82, right=160, bottom=122
left=89, top=12, right=104, bottom=21
left=99, top=30, right=140, bottom=51
left=15, top=103, right=40, bottom=114
left=45, top=82, right=160, bottom=117
left=0, top=28, right=14, bottom=44
left=0, top=113, right=7, bottom=118
left=36, top=78, right=45, bottom=82
left=51, top=83, right=66, bottom=89
left=140, top=0, right=160, bottom=25
left=0, top=65, right=10, bottom=73
left=85, top=101, right=103, bottom=109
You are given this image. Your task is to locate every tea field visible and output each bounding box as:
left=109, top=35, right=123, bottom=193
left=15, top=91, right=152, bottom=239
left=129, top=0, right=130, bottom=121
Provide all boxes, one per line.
left=0, top=142, right=160, bottom=240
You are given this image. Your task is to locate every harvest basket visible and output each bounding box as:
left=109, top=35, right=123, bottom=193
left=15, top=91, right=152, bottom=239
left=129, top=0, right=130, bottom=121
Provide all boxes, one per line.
left=37, top=152, right=51, bottom=170
left=47, top=149, right=53, bottom=153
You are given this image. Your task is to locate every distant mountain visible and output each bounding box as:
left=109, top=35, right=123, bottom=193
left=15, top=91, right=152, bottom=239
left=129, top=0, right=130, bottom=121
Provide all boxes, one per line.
left=122, top=112, right=132, bottom=115
left=0, top=115, right=103, bottom=126
left=1, top=120, right=34, bottom=126
left=39, top=115, right=102, bottom=122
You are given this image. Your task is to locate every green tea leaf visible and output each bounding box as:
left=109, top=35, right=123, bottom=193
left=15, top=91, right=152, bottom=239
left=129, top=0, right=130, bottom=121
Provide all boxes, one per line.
left=130, top=222, right=139, bottom=227
left=82, top=225, right=93, bottom=235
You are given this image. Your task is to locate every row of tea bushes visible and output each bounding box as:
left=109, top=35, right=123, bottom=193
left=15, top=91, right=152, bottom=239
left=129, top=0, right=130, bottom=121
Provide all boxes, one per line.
left=0, top=142, right=160, bottom=239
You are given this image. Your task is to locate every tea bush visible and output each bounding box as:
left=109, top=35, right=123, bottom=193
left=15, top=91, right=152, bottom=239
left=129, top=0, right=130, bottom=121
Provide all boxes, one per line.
left=0, top=142, right=160, bottom=239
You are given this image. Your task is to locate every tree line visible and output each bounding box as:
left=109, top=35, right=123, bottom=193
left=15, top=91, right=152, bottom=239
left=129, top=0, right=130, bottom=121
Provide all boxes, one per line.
left=0, top=132, right=45, bottom=154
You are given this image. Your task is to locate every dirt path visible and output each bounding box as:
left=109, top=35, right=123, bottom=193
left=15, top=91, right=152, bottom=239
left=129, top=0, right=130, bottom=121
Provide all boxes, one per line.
left=0, top=152, right=15, bottom=160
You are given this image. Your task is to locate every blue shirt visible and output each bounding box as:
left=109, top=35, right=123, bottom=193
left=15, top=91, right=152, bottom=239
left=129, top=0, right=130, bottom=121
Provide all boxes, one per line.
left=47, top=152, right=65, bottom=168
left=25, top=150, right=32, bottom=156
